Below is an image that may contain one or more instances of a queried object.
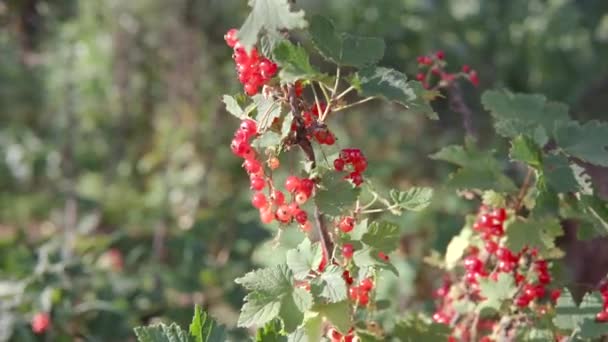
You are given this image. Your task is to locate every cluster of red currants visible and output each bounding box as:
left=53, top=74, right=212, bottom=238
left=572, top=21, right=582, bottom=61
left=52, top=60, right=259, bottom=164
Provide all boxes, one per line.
left=348, top=277, right=374, bottom=306
left=333, top=148, right=367, bottom=186
left=327, top=327, right=358, bottom=342
left=433, top=205, right=561, bottom=340
left=224, top=29, right=278, bottom=96
left=302, top=103, right=336, bottom=145
left=415, top=51, right=479, bottom=88
left=230, top=119, right=314, bottom=230
left=596, top=282, right=608, bottom=322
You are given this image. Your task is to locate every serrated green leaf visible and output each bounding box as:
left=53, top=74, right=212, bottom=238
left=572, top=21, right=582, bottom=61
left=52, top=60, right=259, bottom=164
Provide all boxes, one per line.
left=273, top=41, right=321, bottom=84
left=510, top=135, right=542, bottom=168
left=189, top=305, right=226, bottom=342
left=281, top=113, right=294, bottom=140
left=256, top=320, right=286, bottom=342
left=555, top=120, right=608, bottom=167
left=222, top=95, right=245, bottom=119
left=134, top=323, right=190, bottom=342
left=554, top=288, right=606, bottom=337
left=352, top=246, right=398, bottom=275
left=431, top=143, right=517, bottom=192
left=237, top=0, right=307, bottom=51
left=313, top=301, right=352, bottom=334
left=504, top=218, right=563, bottom=257
left=481, top=90, right=569, bottom=146
left=252, top=132, right=282, bottom=149
left=253, top=95, right=282, bottom=132
left=287, top=313, right=322, bottom=342
left=444, top=227, right=473, bottom=270
left=389, top=187, right=433, bottom=212
left=286, top=239, right=323, bottom=280
left=580, top=195, right=608, bottom=235
left=318, top=265, right=348, bottom=302
left=309, top=15, right=385, bottom=67
left=361, top=221, right=400, bottom=252
left=315, top=171, right=361, bottom=216
left=236, top=265, right=308, bottom=329
left=403, top=81, right=439, bottom=120
left=357, top=67, right=437, bottom=119
left=477, top=273, right=517, bottom=312
left=543, top=154, right=579, bottom=193
left=349, top=218, right=369, bottom=240
left=393, top=315, right=450, bottom=342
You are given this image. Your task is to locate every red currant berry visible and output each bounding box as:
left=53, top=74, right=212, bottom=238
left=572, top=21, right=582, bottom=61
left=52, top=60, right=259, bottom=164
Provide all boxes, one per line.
left=244, top=159, right=262, bottom=174
left=285, top=176, right=301, bottom=193
left=224, top=28, right=238, bottom=48
left=260, top=207, right=274, bottom=224
left=342, top=243, right=354, bottom=259
left=360, top=278, right=374, bottom=291
left=295, top=191, right=308, bottom=205
left=294, top=210, right=308, bottom=224
left=251, top=192, right=268, bottom=209
left=435, top=50, right=445, bottom=60
left=276, top=205, right=292, bottom=223
left=334, top=158, right=345, bottom=171
left=338, top=217, right=355, bottom=233
left=250, top=176, right=265, bottom=191
left=596, top=310, right=608, bottom=322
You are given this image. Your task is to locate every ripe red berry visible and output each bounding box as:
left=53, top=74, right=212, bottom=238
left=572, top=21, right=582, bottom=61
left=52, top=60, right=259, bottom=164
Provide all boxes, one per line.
left=276, top=205, right=292, bottom=223
left=435, top=50, right=445, bottom=60
left=360, top=277, right=374, bottom=291
left=285, top=176, right=301, bottom=193
left=244, top=159, right=262, bottom=174
left=597, top=310, right=608, bottom=322
left=244, top=82, right=258, bottom=96
left=295, top=210, right=308, bottom=224
left=272, top=190, right=285, bottom=206
left=469, top=70, right=479, bottom=87
left=239, top=119, right=257, bottom=138
left=299, top=178, right=315, bottom=196
left=343, top=243, right=354, bottom=259
left=251, top=192, right=268, bottom=209
left=358, top=291, right=370, bottom=305
left=250, top=176, right=265, bottom=191
left=461, top=64, right=471, bottom=73
left=416, top=73, right=425, bottom=81
left=338, top=217, right=355, bottom=233
left=224, top=28, right=238, bottom=48
left=31, top=312, right=50, bottom=334
left=378, top=251, right=389, bottom=261
left=334, top=158, right=345, bottom=171
left=295, top=191, right=308, bottom=205
left=260, top=207, right=274, bottom=224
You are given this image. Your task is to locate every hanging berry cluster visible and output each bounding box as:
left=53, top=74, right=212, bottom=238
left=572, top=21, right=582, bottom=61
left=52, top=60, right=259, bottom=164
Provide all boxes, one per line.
left=433, top=205, right=561, bottom=341
left=295, top=103, right=336, bottom=145
left=416, top=51, right=479, bottom=89
left=326, top=327, right=357, bottom=342
left=224, top=29, right=278, bottom=96
left=230, top=118, right=315, bottom=231
left=333, top=148, right=367, bottom=186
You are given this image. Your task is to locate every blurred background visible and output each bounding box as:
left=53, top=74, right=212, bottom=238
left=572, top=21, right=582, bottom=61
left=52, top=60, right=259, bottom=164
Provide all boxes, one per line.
left=1, top=0, right=607, bottom=340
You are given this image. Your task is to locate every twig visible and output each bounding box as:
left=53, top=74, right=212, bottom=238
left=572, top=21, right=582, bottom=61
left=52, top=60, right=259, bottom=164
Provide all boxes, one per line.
left=514, top=167, right=534, bottom=211
left=332, top=97, right=377, bottom=112
left=448, top=82, right=477, bottom=139
left=336, top=85, right=355, bottom=101
left=287, top=84, right=316, bottom=165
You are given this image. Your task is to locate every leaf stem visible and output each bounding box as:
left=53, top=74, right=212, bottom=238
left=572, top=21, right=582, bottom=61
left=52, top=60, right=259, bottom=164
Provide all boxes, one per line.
left=336, top=85, right=355, bottom=101
left=332, top=97, right=377, bottom=112
left=514, top=167, right=534, bottom=211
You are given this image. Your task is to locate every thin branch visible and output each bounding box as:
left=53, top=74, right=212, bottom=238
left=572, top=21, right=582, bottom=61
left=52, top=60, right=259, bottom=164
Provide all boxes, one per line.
left=448, top=82, right=477, bottom=139
left=332, top=97, right=377, bottom=113
left=335, top=85, right=355, bottom=101
left=514, top=167, right=534, bottom=211
left=317, top=81, right=332, bottom=103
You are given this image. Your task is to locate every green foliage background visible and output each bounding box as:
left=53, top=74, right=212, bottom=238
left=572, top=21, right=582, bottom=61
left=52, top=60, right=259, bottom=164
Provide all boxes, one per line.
left=1, top=0, right=608, bottom=340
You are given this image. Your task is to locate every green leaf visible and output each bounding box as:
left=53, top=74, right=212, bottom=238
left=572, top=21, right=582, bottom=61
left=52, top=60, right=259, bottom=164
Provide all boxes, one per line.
left=579, top=195, right=608, bottom=235
left=481, top=90, right=569, bottom=146
left=542, top=154, right=579, bottom=193
left=189, top=305, right=226, bottom=342
left=510, top=135, right=542, bottom=168
left=431, top=143, right=517, bottom=192
left=286, top=238, right=323, bottom=280
left=315, top=171, right=361, bottom=216
left=389, top=187, right=433, bottom=212
left=253, top=95, right=283, bottom=132
left=352, top=246, right=398, bottom=275
left=393, top=315, right=450, bottom=342
left=281, top=113, right=294, bottom=140
left=236, top=265, right=308, bottom=329
left=287, top=313, right=322, bottom=342
left=504, top=218, right=563, bottom=257
left=309, top=15, right=385, bottom=67
left=482, top=190, right=506, bottom=208
left=237, top=0, right=307, bottom=51
left=318, top=265, right=348, bottom=303
left=252, top=132, right=282, bottom=149
left=361, top=221, right=400, bottom=252
left=403, top=81, right=439, bottom=120
left=356, top=67, right=437, bottom=119
left=554, top=288, right=608, bottom=338
left=256, top=320, right=286, bottom=342
left=444, top=227, right=473, bottom=270
left=477, top=273, right=517, bottom=312
left=273, top=41, right=321, bottom=84
left=134, top=323, right=190, bottom=342
left=555, top=120, right=608, bottom=167
left=222, top=95, right=245, bottom=119
left=313, top=301, right=352, bottom=334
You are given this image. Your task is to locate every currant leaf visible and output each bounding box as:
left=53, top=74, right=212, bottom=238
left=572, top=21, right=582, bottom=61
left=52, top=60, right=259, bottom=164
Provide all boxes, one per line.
left=273, top=41, right=322, bottom=84
left=315, top=171, right=361, bottom=216
left=554, top=120, right=608, bottom=167
left=318, top=265, right=348, bottom=303
left=309, top=15, right=385, bottom=67
left=504, top=218, right=563, bottom=257
left=361, top=221, right=400, bottom=252
left=237, top=0, right=307, bottom=51
left=189, top=305, right=227, bottom=342
left=554, top=288, right=607, bottom=338
left=509, top=135, right=542, bottom=168
left=477, top=273, right=517, bottom=312
left=393, top=315, right=450, bottom=342
left=134, top=323, right=190, bottom=342
left=312, top=301, right=352, bottom=334
left=222, top=95, right=245, bottom=119
left=286, top=239, right=323, bottom=281
left=389, top=187, right=433, bottom=212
